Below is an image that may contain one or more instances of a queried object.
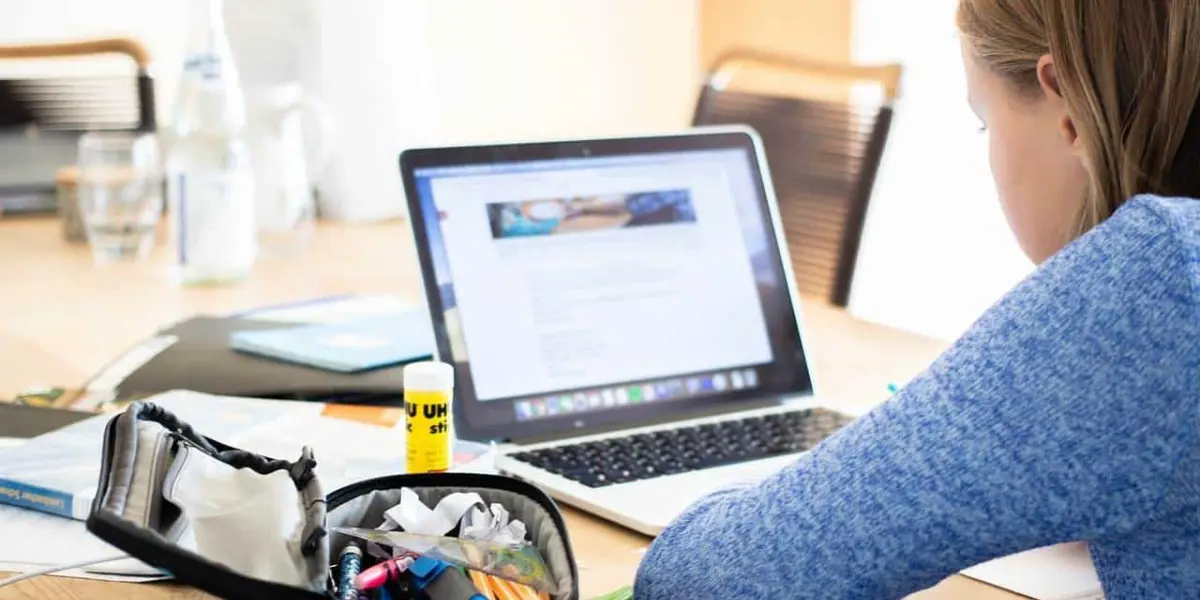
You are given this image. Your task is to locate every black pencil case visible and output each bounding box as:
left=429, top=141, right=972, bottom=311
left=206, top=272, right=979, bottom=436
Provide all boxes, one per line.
left=85, top=401, right=580, bottom=599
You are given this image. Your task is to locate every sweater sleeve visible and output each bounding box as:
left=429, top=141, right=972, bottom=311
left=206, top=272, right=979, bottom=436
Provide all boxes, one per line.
left=633, top=197, right=1200, bottom=600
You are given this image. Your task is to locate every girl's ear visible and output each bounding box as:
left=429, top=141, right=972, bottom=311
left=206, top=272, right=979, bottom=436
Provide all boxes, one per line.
left=1036, top=54, right=1083, bottom=154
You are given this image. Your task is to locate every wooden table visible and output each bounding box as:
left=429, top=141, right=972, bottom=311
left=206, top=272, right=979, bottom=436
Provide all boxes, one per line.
left=0, top=217, right=1019, bottom=599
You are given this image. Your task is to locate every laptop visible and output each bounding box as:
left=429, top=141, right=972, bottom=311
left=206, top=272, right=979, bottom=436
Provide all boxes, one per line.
left=400, top=126, right=856, bottom=536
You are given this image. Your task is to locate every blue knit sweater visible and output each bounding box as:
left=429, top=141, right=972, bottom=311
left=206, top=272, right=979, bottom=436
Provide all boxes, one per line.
left=634, top=195, right=1200, bottom=599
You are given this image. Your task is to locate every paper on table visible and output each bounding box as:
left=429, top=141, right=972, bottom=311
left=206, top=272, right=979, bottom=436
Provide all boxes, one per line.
left=225, top=408, right=410, bottom=493
left=225, top=408, right=494, bottom=492
left=0, top=563, right=161, bottom=584
left=962, top=542, right=1104, bottom=600
left=0, top=504, right=165, bottom=582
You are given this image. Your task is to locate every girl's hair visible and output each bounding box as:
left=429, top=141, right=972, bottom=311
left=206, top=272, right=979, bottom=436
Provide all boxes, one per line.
left=957, top=0, right=1200, bottom=235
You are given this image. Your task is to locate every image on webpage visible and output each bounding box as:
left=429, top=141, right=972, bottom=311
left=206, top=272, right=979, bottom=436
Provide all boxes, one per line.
left=484, top=189, right=696, bottom=239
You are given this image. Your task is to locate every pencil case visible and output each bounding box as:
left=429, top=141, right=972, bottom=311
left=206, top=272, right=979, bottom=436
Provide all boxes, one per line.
left=85, top=401, right=580, bottom=599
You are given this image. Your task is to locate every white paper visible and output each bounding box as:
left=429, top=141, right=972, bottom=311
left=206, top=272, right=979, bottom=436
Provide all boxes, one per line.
left=382, top=489, right=484, bottom=535
left=371, top=490, right=529, bottom=560
left=962, top=542, right=1104, bottom=600
left=0, top=438, right=24, bottom=450
left=381, top=493, right=528, bottom=543
left=462, top=503, right=527, bottom=545
left=0, top=562, right=163, bottom=583
left=226, top=408, right=410, bottom=493
left=243, top=294, right=412, bottom=324
left=0, top=504, right=164, bottom=582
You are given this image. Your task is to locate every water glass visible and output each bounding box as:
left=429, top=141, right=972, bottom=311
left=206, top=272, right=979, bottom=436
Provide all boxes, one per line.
left=76, top=132, right=163, bottom=263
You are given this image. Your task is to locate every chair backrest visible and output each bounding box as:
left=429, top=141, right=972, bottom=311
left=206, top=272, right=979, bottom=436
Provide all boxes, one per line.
left=0, top=37, right=156, bottom=133
left=0, top=38, right=155, bottom=212
left=693, top=50, right=901, bottom=306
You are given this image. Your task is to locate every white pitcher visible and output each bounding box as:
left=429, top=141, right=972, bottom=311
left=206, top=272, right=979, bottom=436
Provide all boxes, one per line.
left=244, top=83, right=333, bottom=258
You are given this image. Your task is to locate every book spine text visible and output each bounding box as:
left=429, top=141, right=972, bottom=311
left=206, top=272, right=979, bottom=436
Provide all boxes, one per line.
left=0, top=478, right=73, bottom=518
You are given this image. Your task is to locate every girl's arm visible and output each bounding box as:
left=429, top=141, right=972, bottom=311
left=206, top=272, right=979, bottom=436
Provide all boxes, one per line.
left=634, top=197, right=1200, bottom=599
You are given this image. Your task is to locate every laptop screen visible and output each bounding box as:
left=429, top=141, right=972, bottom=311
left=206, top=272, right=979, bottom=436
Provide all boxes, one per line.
left=404, top=132, right=814, bottom=441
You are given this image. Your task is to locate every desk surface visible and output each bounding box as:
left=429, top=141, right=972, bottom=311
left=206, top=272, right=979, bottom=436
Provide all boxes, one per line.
left=0, top=217, right=1019, bottom=599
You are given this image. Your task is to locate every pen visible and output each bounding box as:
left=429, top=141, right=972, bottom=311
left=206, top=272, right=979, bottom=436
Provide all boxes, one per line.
left=337, top=543, right=363, bottom=600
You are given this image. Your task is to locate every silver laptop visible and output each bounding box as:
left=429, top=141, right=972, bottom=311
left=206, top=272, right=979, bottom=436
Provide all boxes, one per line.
left=400, top=126, right=854, bottom=536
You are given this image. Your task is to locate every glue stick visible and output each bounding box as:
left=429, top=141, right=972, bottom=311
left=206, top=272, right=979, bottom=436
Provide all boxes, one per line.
left=404, top=361, right=455, bottom=473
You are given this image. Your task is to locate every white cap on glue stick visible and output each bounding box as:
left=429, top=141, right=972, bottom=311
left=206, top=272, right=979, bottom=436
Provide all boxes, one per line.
left=403, top=361, right=454, bottom=392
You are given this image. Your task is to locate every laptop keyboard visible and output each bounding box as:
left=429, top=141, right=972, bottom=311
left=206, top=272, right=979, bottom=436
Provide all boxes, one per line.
left=508, top=408, right=855, bottom=488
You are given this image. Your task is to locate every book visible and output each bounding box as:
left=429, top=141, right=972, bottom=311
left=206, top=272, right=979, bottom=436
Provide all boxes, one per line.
left=229, top=310, right=434, bottom=373
left=0, top=389, right=492, bottom=520
left=0, top=408, right=112, bottom=519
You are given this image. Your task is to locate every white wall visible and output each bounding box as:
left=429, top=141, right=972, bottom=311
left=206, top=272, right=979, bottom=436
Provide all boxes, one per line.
left=848, top=0, right=1033, bottom=341
left=424, top=0, right=700, bottom=143
left=0, top=0, right=701, bottom=221
left=314, top=0, right=700, bottom=221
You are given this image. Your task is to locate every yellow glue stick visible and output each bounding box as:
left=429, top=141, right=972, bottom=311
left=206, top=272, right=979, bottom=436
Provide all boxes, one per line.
left=404, top=361, right=454, bottom=474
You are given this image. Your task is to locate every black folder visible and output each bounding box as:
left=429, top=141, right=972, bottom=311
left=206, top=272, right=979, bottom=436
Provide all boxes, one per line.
left=101, top=316, right=407, bottom=404
left=0, top=403, right=93, bottom=438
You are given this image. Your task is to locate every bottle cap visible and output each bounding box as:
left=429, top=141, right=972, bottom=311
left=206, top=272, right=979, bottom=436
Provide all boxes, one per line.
left=403, top=361, right=454, bottom=392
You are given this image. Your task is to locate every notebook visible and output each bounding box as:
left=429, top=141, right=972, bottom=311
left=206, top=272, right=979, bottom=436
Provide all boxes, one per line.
left=229, top=311, right=435, bottom=373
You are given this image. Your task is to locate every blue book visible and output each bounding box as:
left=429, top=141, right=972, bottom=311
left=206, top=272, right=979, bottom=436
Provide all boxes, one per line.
left=0, top=414, right=110, bottom=519
left=229, top=311, right=435, bottom=373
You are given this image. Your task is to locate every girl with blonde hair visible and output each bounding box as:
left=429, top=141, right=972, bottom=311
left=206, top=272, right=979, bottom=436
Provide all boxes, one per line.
left=635, top=1, right=1200, bottom=597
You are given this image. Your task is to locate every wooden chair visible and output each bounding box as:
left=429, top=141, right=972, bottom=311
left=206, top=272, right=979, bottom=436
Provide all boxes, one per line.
left=0, top=37, right=156, bottom=215
left=693, top=50, right=901, bottom=306
left=0, top=37, right=156, bottom=132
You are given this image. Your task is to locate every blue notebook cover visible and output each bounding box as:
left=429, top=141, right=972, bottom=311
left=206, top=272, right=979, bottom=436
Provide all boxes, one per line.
left=229, top=311, right=435, bottom=373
